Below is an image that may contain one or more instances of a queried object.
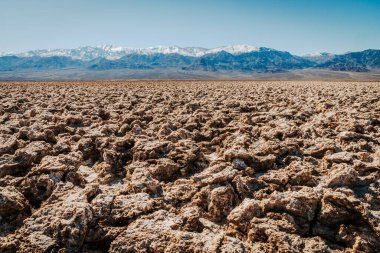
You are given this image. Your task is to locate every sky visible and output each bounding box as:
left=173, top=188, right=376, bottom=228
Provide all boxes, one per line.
left=0, top=0, right=379, bottom=55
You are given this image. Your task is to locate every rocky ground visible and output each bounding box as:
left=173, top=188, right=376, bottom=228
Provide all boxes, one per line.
left=0, top=80, right=379, bottom=253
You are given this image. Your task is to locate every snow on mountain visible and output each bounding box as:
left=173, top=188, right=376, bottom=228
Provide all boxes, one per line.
left=128, top=46, right=208, bottom=57
left=99, top=45, right=124, bottom=52
left=302, top=52, right=334, bottom=57
left=12, top=46, right=128, bottom=61
left=206, top=44, right=259, bottom=55
left=135, top=44, right=259, bottom=56
left=0, top=45, right=260, bottom=60
left=302, top=52, right=336, bottom=64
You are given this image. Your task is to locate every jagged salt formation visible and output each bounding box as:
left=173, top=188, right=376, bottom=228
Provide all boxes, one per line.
left=0, top=81, right=379, bottom=252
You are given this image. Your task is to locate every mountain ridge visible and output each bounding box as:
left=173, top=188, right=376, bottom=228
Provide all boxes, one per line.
left=0, top=44, right=262, bottom=60
left=0, top=46, right=379, bottom=75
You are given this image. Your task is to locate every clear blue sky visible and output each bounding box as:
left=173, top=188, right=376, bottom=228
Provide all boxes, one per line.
left=0, top=0, right=379, bottom=55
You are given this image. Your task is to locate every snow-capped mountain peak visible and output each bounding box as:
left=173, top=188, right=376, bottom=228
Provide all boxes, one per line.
left=207, top=44, right=259, bottom=55
left=99, top=45, right=125, bottom=52
left=134, top=45, right=208, bottom=56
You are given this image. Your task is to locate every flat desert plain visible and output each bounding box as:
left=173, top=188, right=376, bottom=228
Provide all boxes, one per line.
left=0, top=81, right=380, bottom=252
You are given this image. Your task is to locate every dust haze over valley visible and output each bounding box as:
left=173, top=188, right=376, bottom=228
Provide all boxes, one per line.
left=1, top=0, right=380, bottom=252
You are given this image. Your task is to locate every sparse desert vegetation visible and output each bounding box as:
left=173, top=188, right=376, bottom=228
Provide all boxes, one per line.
left=0, top=81, right=380, bottom=252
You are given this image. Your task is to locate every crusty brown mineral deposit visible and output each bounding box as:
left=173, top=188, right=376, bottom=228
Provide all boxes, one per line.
left=0, top=81, right=379, bottom=252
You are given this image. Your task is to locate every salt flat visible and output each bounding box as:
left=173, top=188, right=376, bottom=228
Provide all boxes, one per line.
left=0, top=81, right=380, bottom=252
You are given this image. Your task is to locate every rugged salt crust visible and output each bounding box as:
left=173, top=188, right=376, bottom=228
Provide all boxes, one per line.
left=0, top=80, right=379, bottom=252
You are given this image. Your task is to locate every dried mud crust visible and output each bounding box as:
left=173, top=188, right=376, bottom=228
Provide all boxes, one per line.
left=0, top=80, right=379, bottom=253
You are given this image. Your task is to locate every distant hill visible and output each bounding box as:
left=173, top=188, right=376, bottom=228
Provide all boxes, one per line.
left=317, top=49, right=380, bottom=72
left=186, top=48, right=313, bottom=72
left=89, top=53, right=196, bottom=70
left=0, top=56, right=82, bottom=71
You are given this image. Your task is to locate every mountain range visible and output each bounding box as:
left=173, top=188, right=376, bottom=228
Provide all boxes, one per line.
left=0, top=45, right=261, bottom=60
left=0, top=45, right=379, bottom=79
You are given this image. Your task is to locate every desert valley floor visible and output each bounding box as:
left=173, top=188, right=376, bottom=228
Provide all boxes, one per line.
left=0, top=81, right=380, bottom=252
